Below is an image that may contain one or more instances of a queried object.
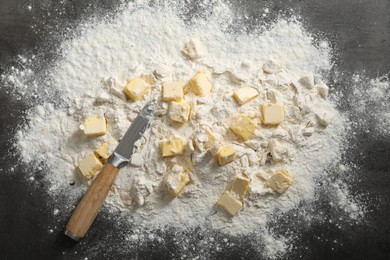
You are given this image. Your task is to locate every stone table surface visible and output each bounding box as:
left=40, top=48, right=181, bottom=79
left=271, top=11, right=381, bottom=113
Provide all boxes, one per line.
left=0, top=0, right=389, bottom=259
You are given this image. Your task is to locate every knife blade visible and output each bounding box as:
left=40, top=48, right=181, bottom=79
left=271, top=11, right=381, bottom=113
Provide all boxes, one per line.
left=64, top=102, right=153, bottom=241
left=108, top=102, right=153, bottom=168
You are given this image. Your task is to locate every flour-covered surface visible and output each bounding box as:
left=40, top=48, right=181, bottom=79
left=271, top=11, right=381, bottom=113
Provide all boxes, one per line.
left=1, top=0, right=389, bottom=259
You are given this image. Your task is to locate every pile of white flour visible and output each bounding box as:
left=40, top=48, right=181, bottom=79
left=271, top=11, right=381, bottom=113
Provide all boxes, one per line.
left=3, top=0, right=371, bottom=258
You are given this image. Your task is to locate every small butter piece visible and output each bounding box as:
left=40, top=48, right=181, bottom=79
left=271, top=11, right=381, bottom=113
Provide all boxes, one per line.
left=95, top=142, right=110, bottom=161
left=316, top=112, right=334, bottom=126
left=160, top=138, right=186, bottom=157
left=81, top=116, right=107, bottom=136
left=216, top=146, right=236, bottom=166
left=124, top=77, right=152, bottom=101
left=262, top=60, right=282, bottom=74
left=183, top=38, right=205, bottom=60
left=298, top=73, right=314, bottom=89
left=95, top=138, right=118, bottom=162
left=192, top=126, right=216, bottom=152
left=164, top=164, right=190, bottom=196
left=316, top=82, right=329, bottom=99
left=233, top=86, right=259, bottom=105
left=261, top=103, right=285, bottom=125
left=169, top=101, right=191, bottom=123
left=217, top=191, right=242, bottom=216
left=162, top=81, right=185, bottom=102
left=78, top=153, right=103, bottom=179
left=230, top=115, right=257, bottom=140
left=268, top=169, right=293, bottom=194
left=230, top=173, right=250, bottom=200
left=190, top=71, right=212, bottom=96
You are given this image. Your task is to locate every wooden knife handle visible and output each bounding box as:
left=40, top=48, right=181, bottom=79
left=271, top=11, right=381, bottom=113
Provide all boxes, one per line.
left=65, top=163, right=119, bottom=240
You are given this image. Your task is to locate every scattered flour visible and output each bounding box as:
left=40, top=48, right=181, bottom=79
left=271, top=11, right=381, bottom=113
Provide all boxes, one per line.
left=349, top=75, right=390, bottom=136
left=1, top=0, right=375, bottom=258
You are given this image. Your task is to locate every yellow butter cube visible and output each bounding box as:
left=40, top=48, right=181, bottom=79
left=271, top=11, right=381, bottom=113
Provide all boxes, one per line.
left=232, top=86, right=259, bottom=105
left=169, top=101, right=191, bottom=123
left=94, top=138, right=118, bottom=162
left=189, top=71, right=212, bottom=96
left=230, top=173, right=250, bottom=200
left=261, top=103, right=285, bottom=125
left=124, top=77, right=152, bottom=101
left=162, top=81, right=185, bottom=102
left=81, top=116, right=107, bottom=136
left=160, top=138, right=186, bottom=157
left=78, top=153, right=103, bottom=179
left=267, top=169, right=293, bottom=194
left=164, top=164, right=190, bottom=196
left=217, top=191, right=242, bottom=216
left=95, top=142, right=110, bottom=161
left=230, top=115, right=257, bottom=140
left=216, top=146, right=236, bottom=166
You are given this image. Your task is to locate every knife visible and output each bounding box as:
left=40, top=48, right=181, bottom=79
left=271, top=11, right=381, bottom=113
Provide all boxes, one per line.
left=65, top=102, right=153, bottom=241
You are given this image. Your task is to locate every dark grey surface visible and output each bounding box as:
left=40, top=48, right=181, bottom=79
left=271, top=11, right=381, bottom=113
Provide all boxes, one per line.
left=0, top=0, right=390, bottom=259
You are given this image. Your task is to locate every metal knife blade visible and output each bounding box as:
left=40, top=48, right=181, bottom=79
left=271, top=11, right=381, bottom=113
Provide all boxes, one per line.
left=108, top=102, right=152, bottom=168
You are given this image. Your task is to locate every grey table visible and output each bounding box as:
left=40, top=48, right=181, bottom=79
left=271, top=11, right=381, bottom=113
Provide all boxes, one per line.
left=0, top=0, right=389, bottom=259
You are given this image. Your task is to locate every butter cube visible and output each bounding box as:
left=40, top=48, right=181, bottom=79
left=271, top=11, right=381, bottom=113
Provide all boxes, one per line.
left=216, top=146, right=236, bottom=166
left=80, top=116, right=107, bottom=136
left=267, top=169, right=293, bottom=194
left=232, top=87, right=259, bottom=105
left=95, top=142, right=110, bottom=162
left=262, top=59, right=282, bottom=74
left=169, top=101, right=191, bottom=123
left=94, top=138, right=118, bottom=162
left=164, top=164, right=190, bottom=196
left=183, top=38, right=205, bottom=60
left=124, top=77, right=152, bottom=101
left=190, top=71, right=212, bottom=96
left=160, top=138, right=186, bottom=157
left=78, top=153, right=103, bottom=179
left=217, top=191, right=242, bottom=216
left=230, top=115, right=257, bottom=140
left=193, top=126, right=216, bottom=152
left=261, top=103, right=285, bottom=125
left=316, top=82, right=329, bottom=99
left=230, top=173, right=250, bottom=200
left=162, top=81, right=185, bottom=102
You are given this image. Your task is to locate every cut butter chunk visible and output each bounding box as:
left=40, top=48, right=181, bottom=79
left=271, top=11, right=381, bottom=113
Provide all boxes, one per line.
left=298, top=73, right=314, bottom=89
left=95, top=138, right=118, bottom=162
left=261, top=103, right=285, bottom=125
left=78, top=153, right=103, bottom=179
left=217, top=191, right=242, bottom=216
left=160, top=138, right=186, bottom=157
left=267, top=169, right=293, bottom=194
left=233, top=86, right=259, bottom=105
left=262, top=59, right=282, bottom=74
left=80, top=116, right=107, bottom=136
left=95, top=142, right=110, bottom=161
left=216, top=146, right=236, bottom=166
left=169, top=101, right=191, bottom=123
left=183, top=38, right=205, bottom=60
left=316, top=82, right=329, bottom=99
left=230, top=173, right=250, bottom=200
left=230, top=115, right=257, bottom=140
left=163, top=81, right=185, bottom=102
left=164, top=164, right=190, bottom=196
left=124, top=77, right=152, bottom=101
left=190, top=71, right=212, bottom=96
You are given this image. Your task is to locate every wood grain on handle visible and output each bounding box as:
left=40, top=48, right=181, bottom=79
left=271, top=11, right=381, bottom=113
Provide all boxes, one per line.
left=65, top=163, right=119, bottom=240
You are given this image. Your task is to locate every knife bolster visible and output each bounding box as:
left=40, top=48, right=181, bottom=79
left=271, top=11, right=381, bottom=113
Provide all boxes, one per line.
left=108, top=152, right=129, bottom=168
